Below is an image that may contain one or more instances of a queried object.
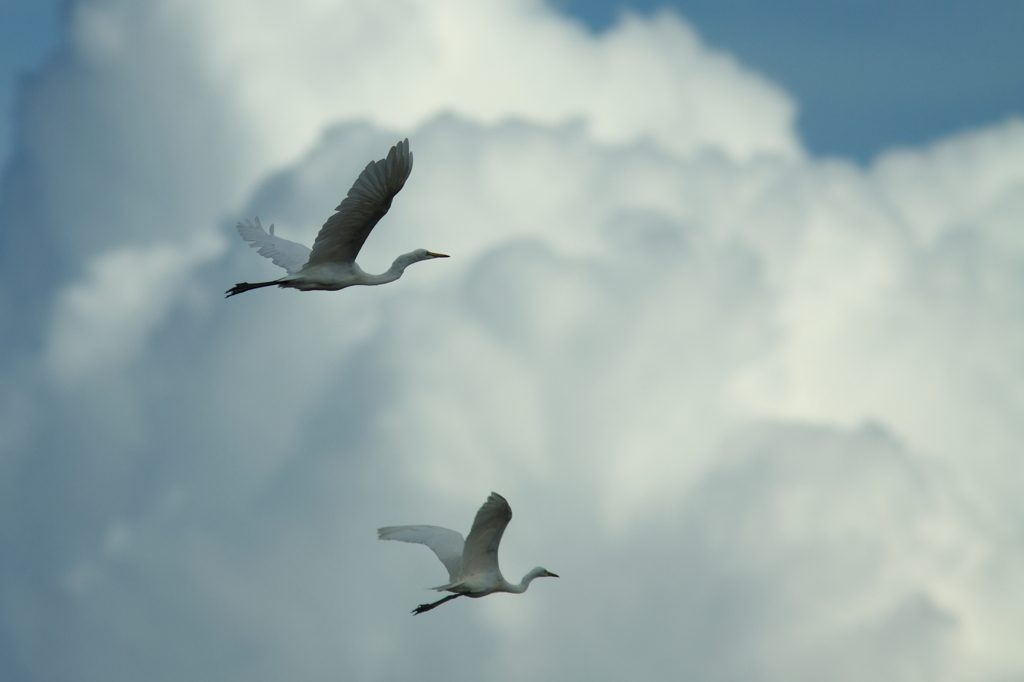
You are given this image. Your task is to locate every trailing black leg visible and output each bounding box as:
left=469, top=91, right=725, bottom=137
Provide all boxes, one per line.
left=225, top=280, right=280, bottom=298
left=412, top=593, right=462, bottom=615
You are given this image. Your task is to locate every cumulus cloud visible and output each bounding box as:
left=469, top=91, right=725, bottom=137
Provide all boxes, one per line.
left=7, top=0, right=797, bottom=267
left=2, top=1, right=1024, bottom=681
left=45, top=231, right=225, bottom=384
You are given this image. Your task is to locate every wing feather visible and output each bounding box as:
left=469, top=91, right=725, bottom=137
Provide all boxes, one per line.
left=460, top=492, right=512, bottom=579
left=378, top=524, right=464, bottom=583
left=306, top=138, right=414, bottom=266
left=235, top=217, right=311, bottom=274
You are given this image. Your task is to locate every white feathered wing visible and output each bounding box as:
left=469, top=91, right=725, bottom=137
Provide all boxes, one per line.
left=235, top=217, right=311, bottom=275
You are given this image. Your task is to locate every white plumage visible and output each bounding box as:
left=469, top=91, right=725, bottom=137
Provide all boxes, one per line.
left=227, top=139, right=447, bottom=297
left=379, top=492, right=559, bottom=615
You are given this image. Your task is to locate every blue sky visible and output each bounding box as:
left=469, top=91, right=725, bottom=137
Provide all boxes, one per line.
left=0, top=0, right=59, bottom=168
left=557, top=0, right=1024, bottom=158
left=2, top=0, right=1022, bottom=169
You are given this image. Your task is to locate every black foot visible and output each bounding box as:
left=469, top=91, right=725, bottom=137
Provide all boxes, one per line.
left=412, top=593, right=461, bottom=615
left=225, top=280, right=278, bottom=298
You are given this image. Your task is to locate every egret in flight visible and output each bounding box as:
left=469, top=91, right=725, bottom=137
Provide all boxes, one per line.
left=379, top=492, right=558, bottom=615
left=226, top=139, right=448, bottom=297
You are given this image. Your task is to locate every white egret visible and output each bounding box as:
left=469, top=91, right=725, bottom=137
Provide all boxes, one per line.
left=379, top=492, right=559, bottom=615
left=226, top=139, right=448, bottom=297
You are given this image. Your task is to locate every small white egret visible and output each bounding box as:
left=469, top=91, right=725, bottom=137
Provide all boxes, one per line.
left=226, top=139, right=448, bottom=297
left=379, top=492, right=558, bottom=615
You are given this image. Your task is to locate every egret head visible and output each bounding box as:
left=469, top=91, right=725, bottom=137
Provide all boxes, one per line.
left=531, top=567, right=559, bottom=579
left=392, top=249, right=450, bottom=272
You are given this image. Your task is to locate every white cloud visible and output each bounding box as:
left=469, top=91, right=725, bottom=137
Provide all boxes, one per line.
left=872, top=118, right=1024, bottom=249
left=45, top=231, right=225, bottom=384
left=192, top=0, right=799, bottom=161
left=2, top=1, right=1024, bottom=681
left=13, top=0, right=798, bottom=268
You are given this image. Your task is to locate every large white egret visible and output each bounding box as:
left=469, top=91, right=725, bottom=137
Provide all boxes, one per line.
left=226, top=139, right=448, bottom=297
left=379, top=492, right=559, bottom=615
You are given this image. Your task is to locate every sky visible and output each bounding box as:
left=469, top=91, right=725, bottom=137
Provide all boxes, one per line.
left=0, top=0, right=60, bottom=169
left=1, top=1, right=1024, bottom=681
left=556, top=0, right=1024, bottom=158
left=2, top=0, right=1024, bottom=168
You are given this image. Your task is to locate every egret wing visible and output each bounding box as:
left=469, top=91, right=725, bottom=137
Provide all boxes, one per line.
left=306, top=139, right=413, bottom=266
left=460, top=492, right=512, bottom=579
left=236, top=217, right=311, bottom=274
left=378, top=524, right=464, bottom=583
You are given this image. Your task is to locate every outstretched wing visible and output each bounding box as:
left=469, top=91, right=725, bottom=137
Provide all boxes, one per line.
left=460, top=492, right=512, bottom=579
left=236, top=217, right=311, bottom=274
left=305, top=139, right=414, bottom=267
left=378, top=524, right=464, bottom=583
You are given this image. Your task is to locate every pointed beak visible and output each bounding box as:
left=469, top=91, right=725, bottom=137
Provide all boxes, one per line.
left=426, top=251, right=449, bottom=258
left=545, top=571, right=559, bottom=578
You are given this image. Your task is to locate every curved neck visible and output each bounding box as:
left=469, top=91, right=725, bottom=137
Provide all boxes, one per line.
left=508, top=568, right=547, bottom=594
left=361, top=252, right=421, bottom=285
left=363, top=250, right=431, bottom=286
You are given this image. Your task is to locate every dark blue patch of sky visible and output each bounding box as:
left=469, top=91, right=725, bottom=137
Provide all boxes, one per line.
left=552, top=0, right=1024, bottom=162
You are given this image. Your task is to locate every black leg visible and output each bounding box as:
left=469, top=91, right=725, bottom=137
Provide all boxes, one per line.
left=225, top=280, right=280, bottom=298
left=412, top=593, right=462, bottom=615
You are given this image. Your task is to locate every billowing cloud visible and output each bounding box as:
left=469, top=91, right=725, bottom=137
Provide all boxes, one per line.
left=2, top=1, right=1024, bottom=681
left=7, top=0, right=797, bottom=273
left=45, top=231, right=225, bottom=384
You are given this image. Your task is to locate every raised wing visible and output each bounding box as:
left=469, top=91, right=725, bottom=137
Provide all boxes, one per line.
left=306, top=139, right=414, bottom=267
left=236, top=217, right=311, bottom=274
left=460, top=492, right=512, bottom=579
left=378, top=524, right=464, bottom=583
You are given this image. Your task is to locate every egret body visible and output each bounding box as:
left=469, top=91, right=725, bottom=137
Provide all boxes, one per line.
left=227, top=139, right=447, bottom=297
left=379, top=492, right=558, bottom=615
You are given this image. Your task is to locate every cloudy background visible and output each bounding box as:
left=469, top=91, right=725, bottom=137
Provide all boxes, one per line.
left=2, top=1, right=1023, bottom=680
